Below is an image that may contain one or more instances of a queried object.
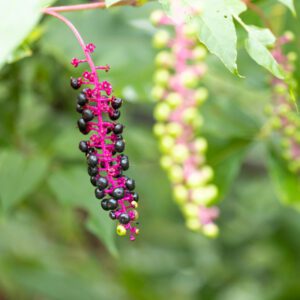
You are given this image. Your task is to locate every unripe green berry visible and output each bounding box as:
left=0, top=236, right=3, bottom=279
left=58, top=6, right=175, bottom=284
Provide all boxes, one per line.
left=194, top=138, right=208, bottom=154
left=154, top=102, right=171, bottom=121
left=155, top=51, right=174, bottom=68
left=191, top=185, right=218, bottom=205
left=166, top=92, right=183, bottom=108
left=182, top=203, right=199, bottom=218
left=287, top=52, right=297, bottom=62
left=168, top=165, right=184, bottom=183
left=182, top=23, right=198, bottom=39
left=154, top=69, right=170, bottom=86
left=193, top=46, right=207, bottom=61
left=195, top=87, right=208, bottom=105
left=186, top=218, right=201, bottom=231
left=202, top=223, right=219, bottom=238
left=173, top=185, right=188, bottom=204
left=153, top=30, right=170, bottom=49
left=271, top=117, right=282, bottom=129
left=186, top=166, right=213, bottom=188
left=171, top=144, right=190, bottom=163
left=151, top=85, right=165, bottom=101
left=274, top=83, right=288, bottom=95
left=182, top=107, right=198, bottom=125
left=166, top=122, right=183, bottom=137
left=181, top=70, right=199, bottom=88
left=159, top=135, right=175, bottom=153
left=153, top=123, right=166, bottom=137
left=284, top=125, right=296, bottom=136
left=160, top=155, right=173, bottom=170
left=150, top=10, right=164, bottom=26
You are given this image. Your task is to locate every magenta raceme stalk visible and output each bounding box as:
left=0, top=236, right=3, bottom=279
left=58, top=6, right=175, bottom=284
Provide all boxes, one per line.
left=44, top=4, right=139, bottom=241
left=151, top=10, right=219, bottom=237
left=266, top=32, right=300, bottom=173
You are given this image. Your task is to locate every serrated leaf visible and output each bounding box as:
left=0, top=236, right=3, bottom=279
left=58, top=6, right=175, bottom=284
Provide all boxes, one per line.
left=278, top=0, right=296, bottom=15
left=0, top=151, right=49, bottom=212
left=245, top=26, right=284, bottom=79
left=267, top=150, right=300, bottom=209
left=193, top=0, right=246, bottom=75
left=0, top=0, right=56, bottom=69
left=48, top=167, right=117, bottom=256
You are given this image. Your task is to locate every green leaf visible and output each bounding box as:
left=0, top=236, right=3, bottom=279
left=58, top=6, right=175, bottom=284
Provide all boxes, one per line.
left=0, top=0, right=55, bottom=69
left=278, top=0, right=296, bottom=15
left=48, top=167, right=117, bottom=256
left=105, top=0, right=123, bottom=7
left=245, top=26, right=284, bottom=79
left=267, top=150, right=300, bottom=209
left=0, top=151, right=49, bottom=212
left=193, top=0, right=247, bottom=75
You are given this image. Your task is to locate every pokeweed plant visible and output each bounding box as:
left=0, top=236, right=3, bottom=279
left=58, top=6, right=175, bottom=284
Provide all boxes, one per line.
left=151, top=9, right=219, bottom=237
left=43, top=1, right=140, bottom=241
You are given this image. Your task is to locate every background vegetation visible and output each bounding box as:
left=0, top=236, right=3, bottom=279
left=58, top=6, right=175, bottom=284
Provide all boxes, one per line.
left=0, top=0, right=300, bottom=299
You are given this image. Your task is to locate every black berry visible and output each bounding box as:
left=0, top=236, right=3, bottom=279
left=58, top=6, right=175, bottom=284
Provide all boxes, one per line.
left=87, top=154, right=98, bottom=167
left=113, top=123, right=123, bottom=134
left=79, top=141, right=89, bottom=153
left=82, top=109, right=94, bottom=121
left=115, top=140, right=125, bottom=153
left=120, top=155, right=129, bottom=170
left=109, top=110, right=120, bottom=121
left=109, top=211, right=117, bottom=220
left=78, top=118, right=87, bottom=132
left=111, top=97, right=123, bottom=109
left=119, top=213, right=130, bottom=225
left=90, top=176, right=97, bottom=186
left=95, top=188, right=105, bottom=199
left=88, top=166, right=98, bottom=176
left=107, top=198, right=118, bottom=210
left=112, top=187, right=125, bottom=199
left=126, top=178, right=135, bottom=191
left=101, top=199, right=109, bottom=211
left=76, top=104, right=84, bottom=113
left=77, top=92, right=88, bottom=105
left=97, top=176, right=108, bottom=189
left=71, top=78, right=81, bottom=89
left=132, top=192, right=139, bottom=202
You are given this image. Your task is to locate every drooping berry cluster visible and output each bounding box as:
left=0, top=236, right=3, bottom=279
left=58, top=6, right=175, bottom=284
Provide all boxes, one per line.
left=70, top=43, right=139, bottom=240
left=151, top=11, right=219, bottom=237
left=265, top=32, right=300, bottom=173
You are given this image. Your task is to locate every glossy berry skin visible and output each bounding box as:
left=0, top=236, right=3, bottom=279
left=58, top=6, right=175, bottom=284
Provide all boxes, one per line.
left=132, top=192, right=139, bottom=202
left=120, top=155, right=129, bottom=170
left=76, top=104, right=84, bottom=113
left=71, top=78, right=81, bottom=89
left=78, top=118, right=87, bottom=130
left=126, top=178, right=135, bottom=191
left=77, top=92, right=88, bottom=105
left=88, top=166, right=98, bottom=176
left=112, top=187, right=125, bottom=199
left=97, top=176, right=108, bottom=189
left=119, top=213, right=131, bottom=225
left=107, top=198, right=118, bottom=210
left=109, top=211, right=117, bottom=220
left=82, top=109, right=94, bottom=121
left=109, top=110, right=121, bottom=121
left=113, top=123, right=123, bottom=134
left=111, top=98, right=123, bottom=109
left=115, top=140, right=125, bottom=153
left=95, top=188, right=105, bottom=199
left=79, top=141, right=89, bottom=153
left=87, top=154, right=98, bottom=167
left=101, top=199, right=109, bottom=211
left=90, top=176, right=97, bottom=186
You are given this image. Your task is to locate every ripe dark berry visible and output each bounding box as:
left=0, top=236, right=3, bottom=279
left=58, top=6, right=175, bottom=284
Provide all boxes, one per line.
left=77, top=92, right=88, bottom=105
left=90, top=176, right=97, bottom=186
left=76, top=104, right=84, bottom=113
left=82, top=109, right=94, bottom=121
left=109, top=211, right=117, bottom=220
left=115, top=140, right=125, bottom=153
left=88, top=166, right=98, bottom=176
left=106, top=127, right=112, bottom=134
left=71, top=77, right=81, bottom=89
left=111, top=97, right=123, bottom=109
left=132, top=192, right=139, bottom=202
left=119, top=213, right=130, bottom=225
left=112, top=187, right=125, bottom=199
left=87, top=154, right=98, bottom=167
left=107, top=198, right=118, bottom=210
left=120, top=155, right=129, bottom=170
left=95, top=188, right=105, bottom=199
left=109, top=110, right=121, bottom=121
left=78, top=118, right=87, bottom=131
left=79, top=141, right=89, bottom=153
left=126, top=178, right=135, bottom=191
left=97, top=176, right=108, bottom=189
left=101, top=199, right=109, bottom=211
left=113, top=123, right=123, bottom=134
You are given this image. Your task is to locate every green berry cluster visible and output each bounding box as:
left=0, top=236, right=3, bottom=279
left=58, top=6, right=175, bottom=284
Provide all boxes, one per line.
left=150, top=10, right=219, bottom=237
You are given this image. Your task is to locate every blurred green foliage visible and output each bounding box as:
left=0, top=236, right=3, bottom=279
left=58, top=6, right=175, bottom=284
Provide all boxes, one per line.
left=0, top=0, right=300, bottom=299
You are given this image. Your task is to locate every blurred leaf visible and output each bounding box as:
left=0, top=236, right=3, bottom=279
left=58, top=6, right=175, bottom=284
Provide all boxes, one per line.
left=0, top=151, right=49, bottom=213
left=193, top=0, right=247, bottom=75
left=267, top=150, right=300, bottom=209
left=278, top=0, right=296, bottom=15
left=245, top=26, right=284, bottom=79
left=47, top=167, right=117, bottom=256
left=0, top=0, right=55, bottom=69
